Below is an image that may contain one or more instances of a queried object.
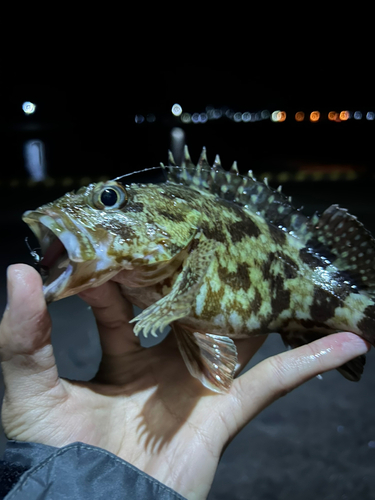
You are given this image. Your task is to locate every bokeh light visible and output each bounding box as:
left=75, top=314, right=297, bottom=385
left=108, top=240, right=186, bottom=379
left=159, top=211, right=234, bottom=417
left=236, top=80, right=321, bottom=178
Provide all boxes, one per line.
left=271, top=110, right=286, bottom=122
left=339, top=110, right=350, bottom=121
left=133, top=105, right=375, bottom=126
left=328, top=111, right=338, bottom=121
left=242, top=112, right=251, bottom=122
left=22, top=101, right=36, bottom=115
left=192, top=113, right=200, bottom=124
left=180, top=112, right=191, bottom=123
left=199, top=113, right=208, bottom=123
left=23, top=140, right=46, bottom=180
left=171, top=103, right=182, bottom=116
left=134, top=114, right=144, bottom=124
left=295, top=111, right=305, bottom=121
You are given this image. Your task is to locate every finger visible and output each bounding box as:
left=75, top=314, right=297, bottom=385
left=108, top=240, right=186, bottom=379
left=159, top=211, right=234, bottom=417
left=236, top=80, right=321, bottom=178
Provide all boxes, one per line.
left=0, top=264, right=60, bottom=396
left=234, top=336, right=268, bottom=376
left=79, top=280, right=141, bottom=357
left=227, top=332, right=371, bottom=433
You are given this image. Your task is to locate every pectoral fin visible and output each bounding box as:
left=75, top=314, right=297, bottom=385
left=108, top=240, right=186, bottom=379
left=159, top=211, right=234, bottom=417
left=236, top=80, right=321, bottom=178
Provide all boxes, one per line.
left=172, top=323, right=238, bottom=393
left=130, top=233, right=218, bottom=338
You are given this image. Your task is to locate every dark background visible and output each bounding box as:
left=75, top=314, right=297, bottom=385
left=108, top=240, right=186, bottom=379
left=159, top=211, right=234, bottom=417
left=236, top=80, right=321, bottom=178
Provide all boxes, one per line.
left=0, top=55, right=374, bottom=499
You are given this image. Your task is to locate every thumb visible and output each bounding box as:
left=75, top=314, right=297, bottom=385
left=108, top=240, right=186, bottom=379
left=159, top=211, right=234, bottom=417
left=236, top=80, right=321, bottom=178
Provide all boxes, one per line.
left=0, top=264, right=60, bottom=396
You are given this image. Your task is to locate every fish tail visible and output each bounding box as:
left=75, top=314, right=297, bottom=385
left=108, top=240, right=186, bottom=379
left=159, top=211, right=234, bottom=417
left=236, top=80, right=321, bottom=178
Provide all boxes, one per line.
left=336, top=355, right=366, bottom=382
left=302, top=203, right=375, bottom=346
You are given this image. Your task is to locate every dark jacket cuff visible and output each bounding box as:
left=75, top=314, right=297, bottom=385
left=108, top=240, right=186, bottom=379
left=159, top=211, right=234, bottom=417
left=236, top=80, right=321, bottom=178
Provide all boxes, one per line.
left=1, top=440, right=186, bottom=500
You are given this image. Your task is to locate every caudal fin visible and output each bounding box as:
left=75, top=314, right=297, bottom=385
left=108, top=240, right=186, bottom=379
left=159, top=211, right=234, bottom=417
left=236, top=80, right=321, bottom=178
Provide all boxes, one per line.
left=336, top=354, right=366, bottom=382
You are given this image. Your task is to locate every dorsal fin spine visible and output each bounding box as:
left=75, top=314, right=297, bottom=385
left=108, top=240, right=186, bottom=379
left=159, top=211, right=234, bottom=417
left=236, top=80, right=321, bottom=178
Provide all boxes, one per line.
left=164, top=147, right=312, bottom=243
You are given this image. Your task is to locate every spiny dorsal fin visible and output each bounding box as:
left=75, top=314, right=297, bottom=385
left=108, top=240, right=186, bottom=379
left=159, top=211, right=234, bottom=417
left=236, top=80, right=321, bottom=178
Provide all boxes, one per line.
left=162, top=147, right=375, bottom=293
left=163, top=146, right=308, bottom=236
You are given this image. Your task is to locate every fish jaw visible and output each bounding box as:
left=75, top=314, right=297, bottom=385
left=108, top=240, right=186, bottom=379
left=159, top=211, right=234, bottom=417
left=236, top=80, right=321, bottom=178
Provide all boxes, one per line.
left=22, top=210, right=119, bottom=302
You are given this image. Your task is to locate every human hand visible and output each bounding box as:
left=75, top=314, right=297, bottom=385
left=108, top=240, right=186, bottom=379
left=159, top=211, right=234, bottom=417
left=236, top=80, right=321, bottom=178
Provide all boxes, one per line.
left=0, top=264, right=371, bottom=500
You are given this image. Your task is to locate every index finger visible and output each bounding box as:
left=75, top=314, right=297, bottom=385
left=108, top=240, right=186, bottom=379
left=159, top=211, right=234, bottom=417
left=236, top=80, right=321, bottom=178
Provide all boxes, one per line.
left=225, top=332, right=371, bottom=435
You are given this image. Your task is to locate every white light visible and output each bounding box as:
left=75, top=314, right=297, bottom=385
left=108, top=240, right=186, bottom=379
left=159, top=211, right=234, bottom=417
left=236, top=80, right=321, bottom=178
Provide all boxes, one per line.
left=170, top=127, right=185, bottom=164
left=242, top=112, right=251, bottom=122
left=354, top=111, right=362, bottom=120
left=261, top=110, right=270, bottom=119
left=22, top=101, right=36, bottom=115
left=271, top=110, right=280, bottom=122
left=171, top=103, right=182, bottom=116
left=366, top=111, right=375, bottom=120
left=23, top=140, right=46, bottom=181
left=234, top=112, right=242, bottom=122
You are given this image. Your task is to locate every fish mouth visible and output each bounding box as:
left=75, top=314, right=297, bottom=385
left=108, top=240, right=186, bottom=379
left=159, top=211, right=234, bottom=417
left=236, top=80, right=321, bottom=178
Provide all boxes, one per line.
left=23, top=211, right=95, bottom=301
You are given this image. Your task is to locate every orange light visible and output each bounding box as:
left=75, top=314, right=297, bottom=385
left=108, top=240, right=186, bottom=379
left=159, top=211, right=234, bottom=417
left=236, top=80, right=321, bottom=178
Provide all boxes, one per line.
left=339, top=110, right=349, bottom=121
left=277, top=111, right=287, bottom=122
left=295, top=111, right=305, bottom=121
left=310, top=111, right=320, bottom=122
left=328, top=111, right=338, bottom=121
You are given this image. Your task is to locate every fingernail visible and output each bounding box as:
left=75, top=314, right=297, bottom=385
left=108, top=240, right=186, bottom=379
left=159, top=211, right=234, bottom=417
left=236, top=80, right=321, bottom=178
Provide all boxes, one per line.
left=5, top=265, right=15, bottom=310
left=340, top=332, right=371, bottom=355
left=6, top=265, right=23, bottom=310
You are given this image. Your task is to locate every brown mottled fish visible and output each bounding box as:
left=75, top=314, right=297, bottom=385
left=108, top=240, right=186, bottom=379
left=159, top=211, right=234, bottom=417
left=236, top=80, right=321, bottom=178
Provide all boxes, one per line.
left=22, top=147, right=375, bottom=393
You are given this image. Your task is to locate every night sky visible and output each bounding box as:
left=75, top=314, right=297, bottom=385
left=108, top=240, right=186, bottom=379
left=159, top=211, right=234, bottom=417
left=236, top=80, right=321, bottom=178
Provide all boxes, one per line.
left=1, top=51, right=374, bottom=181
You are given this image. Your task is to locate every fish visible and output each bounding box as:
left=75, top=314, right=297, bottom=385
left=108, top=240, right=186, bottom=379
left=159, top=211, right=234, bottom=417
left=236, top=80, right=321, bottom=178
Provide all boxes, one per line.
left=22, top=146, right=375, bottom=393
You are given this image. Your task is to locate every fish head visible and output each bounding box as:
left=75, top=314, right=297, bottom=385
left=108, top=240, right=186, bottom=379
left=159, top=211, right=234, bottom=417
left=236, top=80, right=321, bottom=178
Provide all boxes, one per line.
left=23, top=179, right=200, bottom=301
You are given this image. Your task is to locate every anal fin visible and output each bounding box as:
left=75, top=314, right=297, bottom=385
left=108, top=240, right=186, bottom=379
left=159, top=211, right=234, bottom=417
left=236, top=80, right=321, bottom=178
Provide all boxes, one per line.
left=172, top=324, right=238, bottom=393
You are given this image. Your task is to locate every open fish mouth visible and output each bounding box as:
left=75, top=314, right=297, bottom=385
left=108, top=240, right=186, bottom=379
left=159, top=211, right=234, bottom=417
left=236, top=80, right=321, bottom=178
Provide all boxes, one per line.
left=38, top=226, right=74, bottom=293
left=22, top=211, right=95, bottom=301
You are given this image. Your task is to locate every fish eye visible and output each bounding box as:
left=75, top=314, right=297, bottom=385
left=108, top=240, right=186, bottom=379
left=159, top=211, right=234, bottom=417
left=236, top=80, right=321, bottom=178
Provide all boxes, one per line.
left=100, top=188, right=119, bottom=207
left=92, top=182, right=128, bottom=210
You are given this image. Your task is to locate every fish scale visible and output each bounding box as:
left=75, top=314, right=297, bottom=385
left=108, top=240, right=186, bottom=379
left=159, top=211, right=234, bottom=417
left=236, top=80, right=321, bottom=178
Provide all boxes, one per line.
left=22, top=146, right=375, bottom=393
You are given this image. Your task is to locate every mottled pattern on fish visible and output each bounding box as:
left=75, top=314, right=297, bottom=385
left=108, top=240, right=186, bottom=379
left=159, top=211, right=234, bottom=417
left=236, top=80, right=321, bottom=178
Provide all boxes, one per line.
left=23, top=147, right=375, bottom=392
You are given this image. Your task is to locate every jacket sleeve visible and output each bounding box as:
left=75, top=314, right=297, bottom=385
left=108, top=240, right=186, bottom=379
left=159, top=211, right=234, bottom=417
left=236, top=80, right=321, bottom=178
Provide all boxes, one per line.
left=0, top=440, right=186, bottom=500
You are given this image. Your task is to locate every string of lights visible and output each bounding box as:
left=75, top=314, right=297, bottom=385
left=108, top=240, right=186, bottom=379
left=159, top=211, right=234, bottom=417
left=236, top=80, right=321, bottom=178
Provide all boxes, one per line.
left=0, top=169, right=367, bottom=190
left=135, top=105, right=375, bottom=125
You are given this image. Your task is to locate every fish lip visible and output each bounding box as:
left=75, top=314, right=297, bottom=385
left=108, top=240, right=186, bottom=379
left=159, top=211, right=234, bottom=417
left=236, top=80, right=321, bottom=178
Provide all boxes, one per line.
left=22, top=210, right=95, bottom=300
left=23, top=211, right=95, bottom=262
